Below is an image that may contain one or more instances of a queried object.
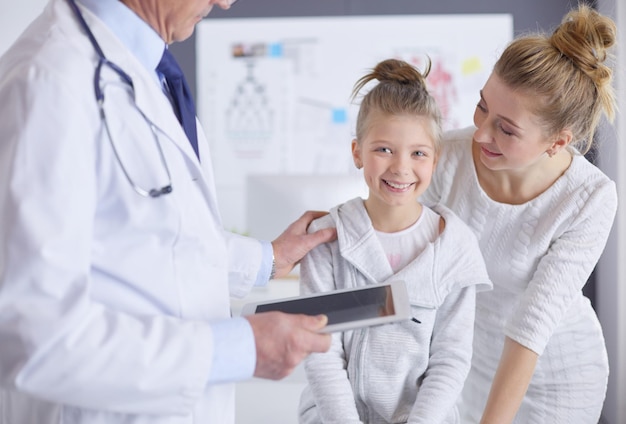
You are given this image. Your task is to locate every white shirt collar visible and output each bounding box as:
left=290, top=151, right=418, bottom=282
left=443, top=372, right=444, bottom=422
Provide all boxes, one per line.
left=76, top=0, right=165, bottom=76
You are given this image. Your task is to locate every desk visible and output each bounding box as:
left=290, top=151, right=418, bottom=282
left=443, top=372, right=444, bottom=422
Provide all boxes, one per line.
left=232, top=278, right=306, bottom=424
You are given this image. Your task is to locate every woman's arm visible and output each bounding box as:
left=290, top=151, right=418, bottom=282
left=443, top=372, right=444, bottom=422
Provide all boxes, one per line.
left=480, top=337, right=538, bottom=424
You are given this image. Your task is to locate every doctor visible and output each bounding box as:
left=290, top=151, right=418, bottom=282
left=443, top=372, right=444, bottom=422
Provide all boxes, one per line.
left=0, top=0, right=334, bottom=422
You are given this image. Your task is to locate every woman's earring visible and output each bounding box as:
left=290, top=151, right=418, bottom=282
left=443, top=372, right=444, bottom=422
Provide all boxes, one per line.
left=547, top=150, right=555, bottom=158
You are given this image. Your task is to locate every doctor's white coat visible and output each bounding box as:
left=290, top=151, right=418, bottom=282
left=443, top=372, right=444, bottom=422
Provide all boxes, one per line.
left=0, top=0, right=262, bottom=422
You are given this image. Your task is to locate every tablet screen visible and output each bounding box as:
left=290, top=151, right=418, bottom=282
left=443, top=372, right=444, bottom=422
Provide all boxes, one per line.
left=254, top=285, right=395, bottom=326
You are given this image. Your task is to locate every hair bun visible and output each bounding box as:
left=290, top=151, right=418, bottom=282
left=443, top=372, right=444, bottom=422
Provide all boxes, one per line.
left=550, top=5, right=616, bottom=86
left=372, top=58, right=429, bottom=86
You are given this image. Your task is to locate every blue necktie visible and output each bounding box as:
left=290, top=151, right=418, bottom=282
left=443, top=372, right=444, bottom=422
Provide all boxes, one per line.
left=157, top=48, right=199, bottom=159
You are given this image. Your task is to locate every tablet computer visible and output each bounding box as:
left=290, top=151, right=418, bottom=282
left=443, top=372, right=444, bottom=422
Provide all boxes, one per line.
left=240, top=280, right=411, bottom=333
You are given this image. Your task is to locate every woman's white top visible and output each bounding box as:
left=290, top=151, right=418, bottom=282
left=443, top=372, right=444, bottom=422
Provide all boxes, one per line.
left=375, top=206, right=440, bottom=273
left=421, top=126, right=617, bottom=423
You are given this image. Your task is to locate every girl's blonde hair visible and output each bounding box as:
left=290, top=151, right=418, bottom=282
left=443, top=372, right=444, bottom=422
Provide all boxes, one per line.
left=351, top=58, right=442, bottom=153
left=494, top=4, right=616, bottom=154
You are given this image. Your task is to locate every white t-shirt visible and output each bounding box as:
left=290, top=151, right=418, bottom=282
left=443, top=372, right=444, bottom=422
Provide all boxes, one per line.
left=375, top=206, right=440, bottom=273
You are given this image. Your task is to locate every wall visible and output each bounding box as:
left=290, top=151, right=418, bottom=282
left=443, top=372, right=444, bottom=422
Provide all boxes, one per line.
left=0, top=0, right=48, bottom=55
left=1, top=0, right=623, bottom=423
left=172, top=0, right=580, bottom=102
left=595, top=0, right=625, bottom=422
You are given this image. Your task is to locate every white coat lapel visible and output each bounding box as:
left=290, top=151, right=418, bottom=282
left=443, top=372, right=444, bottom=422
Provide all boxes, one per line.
left=123, top=66, right=223, bottom=217
left=76, top=3, right=202, bottom=171
left=118, top=59, right=200, bottom=168
left=72, top=2, right=223, bottom=215
left=117, top=58, right=224, bottom=218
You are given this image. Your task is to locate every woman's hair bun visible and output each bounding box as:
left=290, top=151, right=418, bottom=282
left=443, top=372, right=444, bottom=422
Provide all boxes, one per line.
left=550, top=4, right=616, bottom=87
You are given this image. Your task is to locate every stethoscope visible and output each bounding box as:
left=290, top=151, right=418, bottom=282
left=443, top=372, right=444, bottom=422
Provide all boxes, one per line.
left=66, top=0, right=173, bottom=198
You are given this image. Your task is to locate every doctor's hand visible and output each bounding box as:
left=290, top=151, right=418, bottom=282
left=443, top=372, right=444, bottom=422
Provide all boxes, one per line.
left=271, top=210, right=337, bottom=279
left=246, top=312, right=331, bottom=380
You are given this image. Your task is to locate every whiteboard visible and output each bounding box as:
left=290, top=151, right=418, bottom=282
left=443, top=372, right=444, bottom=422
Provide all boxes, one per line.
left=196, top=14, right=513, bottom=233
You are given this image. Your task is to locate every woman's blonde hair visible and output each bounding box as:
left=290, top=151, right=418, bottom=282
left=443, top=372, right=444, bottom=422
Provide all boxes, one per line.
left=494, top=4, right=616, bottom=154
left=351, top=58, right=442, bottom=153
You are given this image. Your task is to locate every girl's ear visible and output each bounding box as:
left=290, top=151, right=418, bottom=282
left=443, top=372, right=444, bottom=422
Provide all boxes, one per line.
left=351, top=139, right=362, bottom=169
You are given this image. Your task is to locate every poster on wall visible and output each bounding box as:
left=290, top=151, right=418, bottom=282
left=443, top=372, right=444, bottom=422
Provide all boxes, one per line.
left=196, top=14, right=512, bottom=233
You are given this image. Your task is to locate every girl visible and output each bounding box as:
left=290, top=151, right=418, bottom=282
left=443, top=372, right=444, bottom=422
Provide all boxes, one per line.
left=422, top=5, right=618, bottom=423
left=298, top=58, right=491, bottom=424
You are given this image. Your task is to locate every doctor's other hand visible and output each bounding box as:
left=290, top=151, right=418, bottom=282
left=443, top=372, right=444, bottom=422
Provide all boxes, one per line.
left=246, top=312, right=331, bottom=380
left=271, top=210, right=337, bottom=279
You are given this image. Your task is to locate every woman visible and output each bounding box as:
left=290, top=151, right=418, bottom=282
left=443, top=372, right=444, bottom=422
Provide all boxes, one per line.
left=421, top=4, right=617, bottom=423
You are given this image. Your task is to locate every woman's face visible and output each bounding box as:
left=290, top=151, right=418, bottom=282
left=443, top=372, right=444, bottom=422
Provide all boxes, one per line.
left=472, top=73, right=554, bottom=172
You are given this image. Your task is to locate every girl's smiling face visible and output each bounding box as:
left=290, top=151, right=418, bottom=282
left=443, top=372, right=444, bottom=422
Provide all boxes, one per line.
left=352, top=109, right=437, bottom=217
